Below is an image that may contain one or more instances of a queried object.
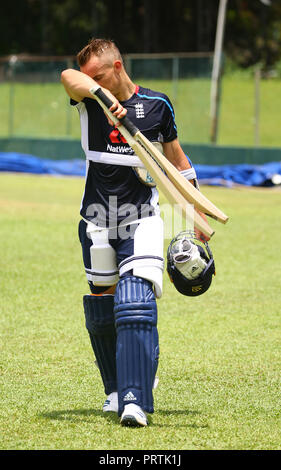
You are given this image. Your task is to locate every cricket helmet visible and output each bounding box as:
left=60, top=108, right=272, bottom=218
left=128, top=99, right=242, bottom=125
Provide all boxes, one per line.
left=167, top=230, right=215, bottom=296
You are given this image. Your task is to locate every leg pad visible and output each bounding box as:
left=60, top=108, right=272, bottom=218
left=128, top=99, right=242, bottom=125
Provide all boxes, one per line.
left=83, top=294, right=117, bottom=395
left=114, top=276, right=159, bottom=415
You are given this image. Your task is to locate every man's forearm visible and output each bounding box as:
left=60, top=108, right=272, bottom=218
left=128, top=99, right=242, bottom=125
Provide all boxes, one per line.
left=61, top=69, right=127, bottom=123
left=61, top=68, right=99, bottom=102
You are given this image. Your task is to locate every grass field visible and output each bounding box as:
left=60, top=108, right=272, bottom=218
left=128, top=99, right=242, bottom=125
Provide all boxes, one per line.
left=0, top=173, right=280, bottom=450
left=1, top=74, right=281, bottom=147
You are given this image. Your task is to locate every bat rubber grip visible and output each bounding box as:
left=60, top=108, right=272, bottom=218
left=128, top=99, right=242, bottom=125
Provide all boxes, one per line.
left=94, top=87, right=114, bottom=108
left=119, top=116, right=138, bottom=136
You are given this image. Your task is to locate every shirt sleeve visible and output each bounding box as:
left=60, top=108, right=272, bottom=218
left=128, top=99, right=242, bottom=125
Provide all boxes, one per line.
left=160, top=95, right=178, bottom=142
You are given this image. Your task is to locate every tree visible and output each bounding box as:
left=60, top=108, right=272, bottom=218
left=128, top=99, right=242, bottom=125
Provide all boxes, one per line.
left=225, top=0, right=281, bottom=69
left=0, top=0, right=217, bottom=55
left=0, top=0, right=281, bottom=72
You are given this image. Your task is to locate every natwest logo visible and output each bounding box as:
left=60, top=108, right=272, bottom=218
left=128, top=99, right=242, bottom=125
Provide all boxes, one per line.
left=109, top=128, right=127, bottom=144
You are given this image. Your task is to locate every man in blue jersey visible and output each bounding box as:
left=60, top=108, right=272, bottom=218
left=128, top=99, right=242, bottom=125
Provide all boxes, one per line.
left=61, top=38, right=204, bottom=427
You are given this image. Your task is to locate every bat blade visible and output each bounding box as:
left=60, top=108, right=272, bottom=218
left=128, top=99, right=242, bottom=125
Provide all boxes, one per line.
left=134, top=132, right=229, bottom=224
left=130, top=139, right=215, bottom=238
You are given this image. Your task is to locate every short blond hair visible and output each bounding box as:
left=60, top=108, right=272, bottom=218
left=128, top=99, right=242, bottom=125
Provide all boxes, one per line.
left=77, top=38, right=122, bottom=67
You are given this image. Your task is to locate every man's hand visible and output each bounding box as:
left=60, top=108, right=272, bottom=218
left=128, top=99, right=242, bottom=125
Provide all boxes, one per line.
left=107, top=96, right=127, bottom=126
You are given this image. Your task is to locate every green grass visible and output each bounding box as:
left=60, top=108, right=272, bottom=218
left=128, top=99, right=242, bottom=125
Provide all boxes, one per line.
left=218, top=77, right=281, bottom=147
left=0, top=83, right=79, bottom=139
left=1, top=74, right=281, bottom=147
left=0, top=173, right=280, bottom=450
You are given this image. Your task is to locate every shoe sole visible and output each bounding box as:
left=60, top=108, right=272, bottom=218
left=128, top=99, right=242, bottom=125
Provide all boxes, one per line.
left=121, top=414, right=147, bottom=427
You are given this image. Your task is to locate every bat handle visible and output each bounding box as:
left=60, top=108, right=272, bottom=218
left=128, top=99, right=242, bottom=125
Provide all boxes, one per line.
left=90, top=86, right=139, bottom=136
left=93, top=87, right=114, bottom=108
left=119, top=116, right=138, bottom=137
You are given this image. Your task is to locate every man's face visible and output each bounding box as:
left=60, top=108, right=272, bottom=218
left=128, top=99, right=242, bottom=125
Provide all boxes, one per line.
left=80, top=55, right=120, bottom=95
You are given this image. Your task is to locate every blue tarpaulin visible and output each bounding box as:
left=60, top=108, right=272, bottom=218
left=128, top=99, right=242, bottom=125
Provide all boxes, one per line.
left=0, top=152, right=86, bottom=177
left=0, top=152, right=281, bottom=187
left=195, top=161, right=281, bottom=187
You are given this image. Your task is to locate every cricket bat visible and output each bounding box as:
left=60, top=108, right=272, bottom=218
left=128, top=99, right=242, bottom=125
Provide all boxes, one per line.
left=89, top=85, right=216, bottom=238
left=132, top=133, right=228, bottom=224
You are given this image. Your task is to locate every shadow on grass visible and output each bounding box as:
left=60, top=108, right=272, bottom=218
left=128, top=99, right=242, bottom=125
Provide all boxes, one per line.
left=40, top=408, right=120, bottom=424
left=40, top=407, right=208, bottom=429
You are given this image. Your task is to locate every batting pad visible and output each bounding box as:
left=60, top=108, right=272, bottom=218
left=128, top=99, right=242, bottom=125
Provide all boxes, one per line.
left=83, top=294, right=117, bottom=395
left=114, top=275, right=159, bottom=415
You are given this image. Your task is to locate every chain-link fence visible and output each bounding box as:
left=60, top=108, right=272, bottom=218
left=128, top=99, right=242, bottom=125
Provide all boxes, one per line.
left=2, top=53, right=280, bottom=148
left=0, top=53, right=213, bottom=144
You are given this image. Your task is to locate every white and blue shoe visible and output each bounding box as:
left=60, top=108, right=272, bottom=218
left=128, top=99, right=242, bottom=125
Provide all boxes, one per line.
left=103, top=392, right=118, bottom=413
left=120, top=403, right=148, bottom=427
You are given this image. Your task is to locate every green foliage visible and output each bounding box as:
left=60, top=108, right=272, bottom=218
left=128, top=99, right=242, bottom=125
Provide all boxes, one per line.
left=226, top=0, right=281, bottom=70
left=0, top=0, right=205, bottom=56
left=0, top=173, right=280, bottom=450
left=1, top=1, right=281, bottom=71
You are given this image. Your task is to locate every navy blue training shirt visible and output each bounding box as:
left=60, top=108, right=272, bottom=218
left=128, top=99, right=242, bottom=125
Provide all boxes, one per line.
left=72, top=85, right=178, bottom=227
